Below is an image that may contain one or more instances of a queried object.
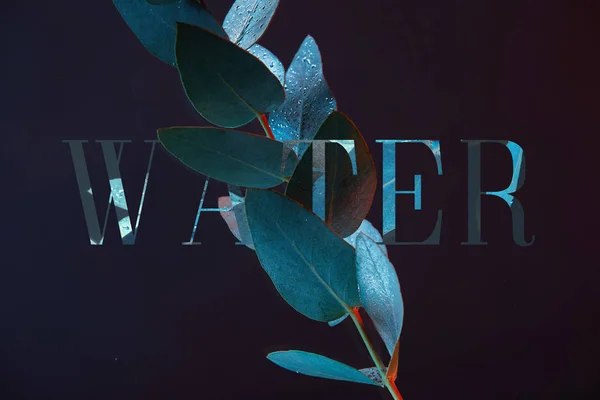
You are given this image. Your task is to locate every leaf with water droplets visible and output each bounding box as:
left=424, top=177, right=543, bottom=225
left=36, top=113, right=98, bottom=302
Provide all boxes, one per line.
left=112, top=0, right=225, bottom=66
left=356, top=233, right=404, bottom=356
left=245, top=189, right=360, bottom=322
left=344, top=220, right=387, bottom=256
left=359, top=367, right=386, bottom=386
left=269, top=35, right=337, bottom=158
left=223, top=0, right=279, bottom=49
left=157, top=127, right=297, bottom=188
left=175, top=23, right=285, bottom=128
left=267, top=351, right=380, bottom=386
left=247, top=44, right=285, bottom=86
left=285, top=111, right=377, bottom=237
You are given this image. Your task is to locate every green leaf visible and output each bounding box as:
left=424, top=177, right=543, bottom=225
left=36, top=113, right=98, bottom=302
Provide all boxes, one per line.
left=356, top=233, right=404, bottom=356
left=112, top=0, right=226, bottom=66
left=267, top=351, right=380, bottom=386
left=146, top=0, right=177, bottom=5
left=285, top=111, right=377, bottom=237
left=157, top=127, right=297, bottom=188
left=359, top=367, right=386, bottom=386
left=245, top=189, right=360, bottom=322
left=269, top=35, right=337, bottom=158
left=327, top=313, right=348, bottom=327
left=175, top=22, right=285, bottom=128
left=344, top=220, right=388, bottom=256
left=218, top=196, right=243, bottom=241
left=218, top=186, right=255, bottom=249
left=247, top=44, right=285, bottom=86
left=223, top=0, right=279, bottom=50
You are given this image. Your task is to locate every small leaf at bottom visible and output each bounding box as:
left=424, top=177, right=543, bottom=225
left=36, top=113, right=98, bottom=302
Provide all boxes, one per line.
left=267, top=351, right=380, bottom=386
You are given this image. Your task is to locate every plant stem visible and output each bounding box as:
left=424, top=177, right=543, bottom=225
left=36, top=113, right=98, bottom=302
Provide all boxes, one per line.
left=258, top=114, right=275, bottom=140
left=348, top=308, right=404, bottom=400
left=386, top=379, right=404, bottom=400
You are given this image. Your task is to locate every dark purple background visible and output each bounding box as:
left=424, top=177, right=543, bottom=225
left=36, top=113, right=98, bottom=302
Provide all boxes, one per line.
left=1, top=0, right=597, bottom=399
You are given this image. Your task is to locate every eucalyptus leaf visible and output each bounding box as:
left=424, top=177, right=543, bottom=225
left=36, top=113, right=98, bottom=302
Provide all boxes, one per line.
left=285, top=111, right=377, bottom=238
left=112, top=0, right=225, bottom=66
left=218, top=196, right=242, bottom=242
left=223, top=0, right=279, bottom=50
left=218, top=185, right=255, bottom=249
left=157, top=127, right=297, bottom=188
left=312, top=174, right=326, bottom=220
left=269, top=35, right=337, bottom=157
left=146, top=0, right=177, bottom=5
left=245, top=189, right=360, bottom=322
left=218, top=195, right=255, bottom=249
left=327, top=313, right=348, bottom=327
left=247, top=44, right=285, bottom=86
left=359, top=367, right=386, bottom=386
left=344, top=220, right=388, bottom=256
left=356, top=234, right=404, bottom=356
left=267, top=351, right=380, bottom=386
left=228, top=185, right=255, bottom=249
left=175, top=23, right=285, bottom=128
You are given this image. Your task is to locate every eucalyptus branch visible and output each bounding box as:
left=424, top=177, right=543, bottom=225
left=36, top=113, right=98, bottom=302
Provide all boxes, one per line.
left=349, top=308, right=403, bottom=400
left=112, top=0, right=406, bottom=398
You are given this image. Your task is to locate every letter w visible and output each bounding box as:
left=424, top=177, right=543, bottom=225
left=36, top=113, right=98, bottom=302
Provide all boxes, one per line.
left=63, top=140, right=157, bottom=245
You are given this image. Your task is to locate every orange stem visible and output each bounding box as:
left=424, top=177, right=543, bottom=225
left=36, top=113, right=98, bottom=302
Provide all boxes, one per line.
left=259, top=114, right=275, bottom=140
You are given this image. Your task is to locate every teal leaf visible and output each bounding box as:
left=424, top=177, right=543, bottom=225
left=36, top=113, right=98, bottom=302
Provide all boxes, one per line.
left=312, top=174, right=326, bottom=221
left=112, top=0, right=226, bottom=66
left=269, top=35, right=337, bottom=157
left=285, top=111, right=377, bottom=238
left=175, top=23, right=285, bottom=128
left=218, top=196, right=255, bottom=249
left=218, top=185, right=255, bottom=249
left=344, top=220, right=388, bottom=256
left=146, top=0, right=177, bottom=5
left=267, top=351, right=380, bottom=386
left=247, top=44, right=285, bottom=86
left=218, top=196, right=242, bottom=241
left=223, top=0, right=279, bottom=50
left=356, top=234, right=404, bottom=356
left=157, top=127, right=297, bottom=188
left=245, top=189, right=360, bottom=322
left=327, top=313, right=348, bottom=327
left=359, top=367, right=386, bottom=386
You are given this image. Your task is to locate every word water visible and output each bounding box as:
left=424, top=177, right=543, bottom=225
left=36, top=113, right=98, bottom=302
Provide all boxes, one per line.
left=62, top=139, right=534, bottom=247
